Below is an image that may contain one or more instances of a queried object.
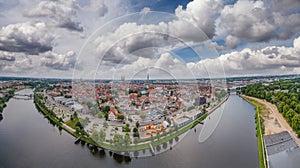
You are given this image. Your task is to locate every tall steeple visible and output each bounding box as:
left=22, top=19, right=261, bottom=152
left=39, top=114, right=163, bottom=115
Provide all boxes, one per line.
left=146, top=67, right=150, bottom=83
left=147, top=72, right=149, bottom=83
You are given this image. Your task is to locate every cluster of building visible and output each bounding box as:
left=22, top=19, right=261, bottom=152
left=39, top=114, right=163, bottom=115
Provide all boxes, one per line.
left=0, top=80, right=25, bottom=99
left=43, top=78, right=227, bottom=141
left=46, top=83, right=72, bottom=97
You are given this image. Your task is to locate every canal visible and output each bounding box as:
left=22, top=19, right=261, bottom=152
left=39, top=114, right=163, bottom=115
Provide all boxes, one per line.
left=0, top=89, right=258, bottom=168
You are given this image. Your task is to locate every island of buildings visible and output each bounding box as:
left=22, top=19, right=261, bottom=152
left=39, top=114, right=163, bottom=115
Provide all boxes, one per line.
left=32, top=75, right=228, bottom=152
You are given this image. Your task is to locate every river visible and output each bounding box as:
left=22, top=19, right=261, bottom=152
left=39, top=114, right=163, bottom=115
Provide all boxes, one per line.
left=0, top=89, right=258, bottom=168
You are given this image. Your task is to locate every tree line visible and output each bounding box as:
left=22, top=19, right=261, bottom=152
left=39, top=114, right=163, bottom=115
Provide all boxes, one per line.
left=241, top=78, right=300, bottom=137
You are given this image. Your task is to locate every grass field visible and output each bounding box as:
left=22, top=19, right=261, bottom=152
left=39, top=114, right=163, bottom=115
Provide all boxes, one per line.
left=243, top=96, right=267, bottom=168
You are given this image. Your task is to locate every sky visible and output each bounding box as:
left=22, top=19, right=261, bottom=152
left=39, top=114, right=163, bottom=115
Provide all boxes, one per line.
left=0, top=0, right=299, bottom=79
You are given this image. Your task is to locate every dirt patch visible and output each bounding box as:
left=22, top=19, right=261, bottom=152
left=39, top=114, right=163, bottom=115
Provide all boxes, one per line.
left=243, top=95, right=300, bottom=146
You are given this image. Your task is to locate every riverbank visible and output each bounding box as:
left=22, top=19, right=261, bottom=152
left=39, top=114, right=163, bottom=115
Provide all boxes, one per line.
left=0, top=89, right=15, bottom=113
left=206, top=95, right=229, bottom=115
left=34, top=91, right=229, bottom=152
left=242, top=95, right=267, bottom=168
left=0, top=89, right=15, bottom=122
left=34, top=92, right=99, bottom=147
left=243, top=95, right=300, bottom=146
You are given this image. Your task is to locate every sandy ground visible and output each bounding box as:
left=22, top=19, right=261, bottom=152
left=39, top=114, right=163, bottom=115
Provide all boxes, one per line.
left=244, top=96, right=300, bottom=146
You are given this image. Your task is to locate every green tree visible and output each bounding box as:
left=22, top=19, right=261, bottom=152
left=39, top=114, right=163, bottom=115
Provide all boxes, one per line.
left=277, top=102, right=285, bottom=113
left=286, top=109, right=296, bottom=124
left=133, top=131, right=139, bottom=137
left=104, top=113, right=108, bottom=121
left=290, top=101, right=297, bottom=109
left=266, top=92, right=272, bottom=102
left=290, top=94, right=298, bottom=102
left=295, top=104, right=300, bottom=113
left=283, top=104, right=290, bottom=115
left=117, top=115, right=124, bottom=121
left=122, top=124, right=130, bottom=132
left=136, top=121, right=140, bottom=128
left=156, top=132, right=160, bottom=140
left=101, top=106, right=110, bottom=113
left=292, top=114, right=300, bottom=130
left=124, top=133, right=131, bottom=146
left=73, top=111, right=78, bottom=118
left=113, top=133, right=123, bottom=148
left=133, top=127, right=138, bottom=132
left=99, top=129, right=106, bottom=142
left=273, top=96, right=280, bottom=104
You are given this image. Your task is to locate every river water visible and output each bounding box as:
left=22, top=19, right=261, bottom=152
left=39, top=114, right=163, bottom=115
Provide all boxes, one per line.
left=0, top=89, right=258, bottom=168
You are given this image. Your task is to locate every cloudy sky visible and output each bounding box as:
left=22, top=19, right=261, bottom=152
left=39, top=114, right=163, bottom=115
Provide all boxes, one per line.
left=0, top=0, right=299, bottom=79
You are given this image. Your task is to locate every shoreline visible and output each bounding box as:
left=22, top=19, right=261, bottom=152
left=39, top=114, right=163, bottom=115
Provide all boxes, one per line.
left=241, top=95, right=267, bottom=168
left=34, top=90, right=229, bottom=153
left=206, top=95, right=229, bottom=115
left=242, top=95, right=300, bottom=146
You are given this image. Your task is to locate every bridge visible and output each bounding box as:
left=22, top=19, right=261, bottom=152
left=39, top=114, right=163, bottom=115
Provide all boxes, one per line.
left=14, top=93, right=33, bottom=97
left=13, top=93, right=33, bottom=100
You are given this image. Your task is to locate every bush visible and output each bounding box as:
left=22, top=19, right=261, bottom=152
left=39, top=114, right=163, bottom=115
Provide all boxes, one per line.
left=122, top=125, right=130, bottom=132
left=133, top=127, right=138, bottom=132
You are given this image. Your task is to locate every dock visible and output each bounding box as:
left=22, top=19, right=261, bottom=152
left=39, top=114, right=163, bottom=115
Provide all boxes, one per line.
left=13, top=93, right=33, bottom=100
left=74, top=136, right=82, bottom=144
left=149, top=143, right=155, bottom=155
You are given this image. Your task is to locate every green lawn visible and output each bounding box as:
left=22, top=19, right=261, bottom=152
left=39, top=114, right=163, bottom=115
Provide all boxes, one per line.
left=65, top=118, right=80, bottom=129
left=243, top=96, right=267, bottom=168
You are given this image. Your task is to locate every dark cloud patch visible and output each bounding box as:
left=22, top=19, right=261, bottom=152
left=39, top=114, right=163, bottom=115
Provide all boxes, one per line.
left=0, top=22, right=55, bottom=55
left=242, top=52, right=250, bottom=60
left=59, top=20, right=83, bottom=32
left=263, top=47, right=279, bottom=55
left=267, top=55, right=275, bottom=59
left=0, top=40, right=52, bottom=55
left=99, top=31, right=185, bottom=65
left=0, top=55, right=15, bottom=61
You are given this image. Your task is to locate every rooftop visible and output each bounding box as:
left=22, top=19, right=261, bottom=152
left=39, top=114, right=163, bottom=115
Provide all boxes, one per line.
left=264, top=131, right=298, bottom=155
